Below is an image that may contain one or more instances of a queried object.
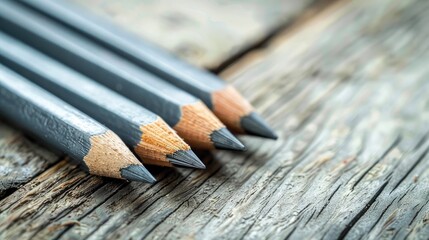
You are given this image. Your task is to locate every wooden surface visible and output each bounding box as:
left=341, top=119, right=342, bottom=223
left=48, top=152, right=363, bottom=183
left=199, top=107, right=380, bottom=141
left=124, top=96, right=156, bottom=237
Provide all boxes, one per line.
left=1, top=0, right=429, bottom=239
left=70, top=0, right=317, bottom=70
left=0, top=123, right=58, bottom=198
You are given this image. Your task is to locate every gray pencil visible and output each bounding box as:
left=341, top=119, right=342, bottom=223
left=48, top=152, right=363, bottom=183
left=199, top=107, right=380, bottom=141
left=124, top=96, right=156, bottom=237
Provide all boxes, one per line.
left=18, top=0, right=278, bottom=139
left=0, top=32, right=204, bottom=169
left=0, top=1, right=245, bottom=151
left=0, top=64, right=155, bottom=183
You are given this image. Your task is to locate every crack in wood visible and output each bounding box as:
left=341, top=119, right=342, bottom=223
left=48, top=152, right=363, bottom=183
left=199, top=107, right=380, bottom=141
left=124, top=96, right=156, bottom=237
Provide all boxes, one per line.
left=338, top=180, right=390, bottom=239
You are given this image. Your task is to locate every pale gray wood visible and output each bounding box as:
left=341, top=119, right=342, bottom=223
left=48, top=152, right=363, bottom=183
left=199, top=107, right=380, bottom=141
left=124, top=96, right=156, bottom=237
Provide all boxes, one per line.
left=1, top=0, right=429, bottom=239
left=0, top=122, right=59, bottom=198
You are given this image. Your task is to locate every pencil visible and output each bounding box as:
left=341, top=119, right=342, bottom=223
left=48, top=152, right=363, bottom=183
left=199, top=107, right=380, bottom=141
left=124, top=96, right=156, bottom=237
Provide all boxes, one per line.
left=0, top=32, right=205, bottom=169
left=18, top=0, right=278, bottom=139
left=0, top=1, right=245, bottom=151
left=0, top=64, right=155, bottom=183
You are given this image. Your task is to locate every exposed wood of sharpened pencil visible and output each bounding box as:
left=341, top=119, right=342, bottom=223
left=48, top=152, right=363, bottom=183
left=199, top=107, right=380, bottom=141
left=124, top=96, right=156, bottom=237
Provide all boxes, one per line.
left=18, top=0, right=278, bottom=139
left=0, top=33, right=204, bottom=169
left=0, top=1, right=245, bottom=151
left=0, top=64, right=155, bottom=183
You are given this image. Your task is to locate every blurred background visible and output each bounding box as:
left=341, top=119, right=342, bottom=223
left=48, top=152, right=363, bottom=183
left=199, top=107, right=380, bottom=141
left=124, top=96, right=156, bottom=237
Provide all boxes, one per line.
left=71, top=0, right=318, bottom=70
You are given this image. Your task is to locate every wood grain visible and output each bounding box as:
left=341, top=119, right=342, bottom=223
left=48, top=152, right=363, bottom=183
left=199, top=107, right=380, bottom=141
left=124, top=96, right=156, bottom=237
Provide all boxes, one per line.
left=1, top=0, right=429, bottom=239
left=0, top=122, right=59, bottom=198
left=69, top=0, right=317, bottom=69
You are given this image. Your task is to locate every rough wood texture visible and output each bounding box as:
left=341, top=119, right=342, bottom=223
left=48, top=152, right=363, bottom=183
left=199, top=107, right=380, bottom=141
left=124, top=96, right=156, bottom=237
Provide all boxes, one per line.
left=69, top=0, right=317, bottom=69
left=1, top=0, right=429, bottom=239
left=0, top=122, right=58, bottom=198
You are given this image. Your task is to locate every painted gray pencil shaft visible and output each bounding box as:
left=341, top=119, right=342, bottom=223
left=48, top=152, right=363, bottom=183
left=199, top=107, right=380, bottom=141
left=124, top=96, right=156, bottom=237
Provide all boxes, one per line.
left=0, top=64, right=153, bottom=182
left=0, top=65, right=100, bottom=162
left=0, top=0, right=195, bottom=127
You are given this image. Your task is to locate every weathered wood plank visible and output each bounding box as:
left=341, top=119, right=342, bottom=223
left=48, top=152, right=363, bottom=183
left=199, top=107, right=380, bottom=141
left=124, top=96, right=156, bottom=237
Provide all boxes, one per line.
left=1, top=0, right=429, bottom=239
left=69, top=0, right=318, bottom=69
left=0, top=121, right=59, bottom=199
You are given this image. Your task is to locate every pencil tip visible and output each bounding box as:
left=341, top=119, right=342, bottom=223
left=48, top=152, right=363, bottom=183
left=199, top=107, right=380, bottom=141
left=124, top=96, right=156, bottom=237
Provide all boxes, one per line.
left=210, top=127, right=246, bottom=151
left=121, top=164, right=156, bottom=183
left=240, top=112, right=278, bottom=139
left=167, top=150, right=206, bottom=169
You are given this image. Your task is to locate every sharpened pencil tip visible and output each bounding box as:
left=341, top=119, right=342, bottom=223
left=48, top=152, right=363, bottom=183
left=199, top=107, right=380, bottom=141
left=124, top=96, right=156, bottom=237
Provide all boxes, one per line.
left=240, top=112, right=278, bottom=140
left=167, top=150, right=206, bottom=169
left=210, top=127, right=246, bottom=151
left=121, top=164, right=156, bottom=183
